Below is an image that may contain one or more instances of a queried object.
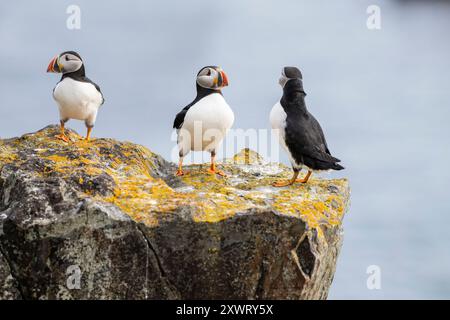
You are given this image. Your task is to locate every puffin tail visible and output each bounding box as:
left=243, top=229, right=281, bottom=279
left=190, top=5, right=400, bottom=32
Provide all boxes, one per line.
left=331, top=163, right=345, bottom=171
left=304, top=154, right=345, bottom=171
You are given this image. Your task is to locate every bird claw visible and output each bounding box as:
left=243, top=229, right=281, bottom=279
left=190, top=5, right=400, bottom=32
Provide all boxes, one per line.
left=175, top=170, right=188, bottom=176
left=272, top=180, right=293, bottom=187
left=55, top=134, right=70, bottom=143
left=207, top=168, right=227, bottom=177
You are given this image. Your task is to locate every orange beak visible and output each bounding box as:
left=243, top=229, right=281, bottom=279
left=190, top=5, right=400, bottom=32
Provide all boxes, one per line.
left=47, top=56, right=61, bottom=73
left=220, top=70, right=229, bottom=87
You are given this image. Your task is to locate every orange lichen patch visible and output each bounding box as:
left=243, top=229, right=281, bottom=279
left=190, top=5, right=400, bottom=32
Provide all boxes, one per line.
left=42, top=154, right=104, bottom=177
left=272, top=178, right=349, bottom=238
left=171, top=166, right=254, bottom=222
left=0, top=142, right=18, bottom=163
left=178, top=166, right=229, bottom=190
left=0, top=127, right=350, bottom=232
left=192, top=192, right=254, bottom=223
left=100, top=181, right=172, bottom=225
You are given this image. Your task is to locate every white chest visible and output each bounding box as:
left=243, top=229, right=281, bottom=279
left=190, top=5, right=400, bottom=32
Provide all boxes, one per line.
left=183, top=93, right=234, bottom=132
left=270, top=102, right=288, bottom=149
left=180, top=93, right=234, bottom=152
left=270, top=102, right=297, bottom=165
left=270, top=102, right=287, bottom=132
left=53, top=78, right=103, bottom=121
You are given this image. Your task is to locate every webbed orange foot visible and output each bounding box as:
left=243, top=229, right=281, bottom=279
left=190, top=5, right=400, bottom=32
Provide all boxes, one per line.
left=55, top=134, right=70, bottom=143
left=296, top=171, right=312, bottom=184
left=176, top=169, right=188, bottom=176
left=272, top=180, right=294, bottom=187
left=207, top=168, right=227, bottom=177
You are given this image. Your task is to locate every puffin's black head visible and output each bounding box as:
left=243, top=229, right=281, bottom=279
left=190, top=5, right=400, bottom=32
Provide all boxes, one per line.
left=47, top=51, right=83, bottom=74
left=279, top=66, right=302, bottom=88
left=196, top=66, right=229, bottom=90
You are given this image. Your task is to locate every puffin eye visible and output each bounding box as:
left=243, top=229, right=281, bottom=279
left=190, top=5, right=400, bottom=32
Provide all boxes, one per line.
left=206, top=69, right=211, bottom=76
left=65, top=55, right=69, bottom=61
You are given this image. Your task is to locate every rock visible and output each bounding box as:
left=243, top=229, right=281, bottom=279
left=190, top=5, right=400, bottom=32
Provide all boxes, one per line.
left=0, top=126, right=350, bottom=300
left=0, top=249, right=21, bottom=299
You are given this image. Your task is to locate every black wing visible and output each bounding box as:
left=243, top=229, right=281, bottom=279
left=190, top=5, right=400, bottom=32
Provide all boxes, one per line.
left=285, top=112, right=343, bottom=170
left=173, top=98, right=199, bottom=129
left=309, top=113, right=332, bottom=156
left=173, top=105, right=191, bottom=129
left=173, top=89, right=217, bottom=129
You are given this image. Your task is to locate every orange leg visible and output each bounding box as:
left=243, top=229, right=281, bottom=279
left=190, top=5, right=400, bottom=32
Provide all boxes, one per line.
left=207, top=153, right=226, bottom=176
left=175, top=157, right=187, bottom=176
left=55, top=121, right=70, bottom=143
left=84, top=127, right=93, bottom=141
left=273, top=170, right=299, bottom=187
left=296, top=170, right=312, bottom=184
left=273, top=170, right=313, bottom=187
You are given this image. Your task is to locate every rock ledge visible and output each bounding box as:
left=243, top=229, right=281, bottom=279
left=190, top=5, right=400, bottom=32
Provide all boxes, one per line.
left=0, top=126, right=350, bottom=300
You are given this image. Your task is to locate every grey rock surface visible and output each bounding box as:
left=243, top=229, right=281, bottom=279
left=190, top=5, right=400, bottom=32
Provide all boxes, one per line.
left=0, top=126, right=350, bottom=299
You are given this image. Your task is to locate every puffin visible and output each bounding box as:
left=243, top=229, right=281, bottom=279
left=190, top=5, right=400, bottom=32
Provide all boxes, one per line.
left=270, top=66, right=344, bottom=187
left=47, top=51, right=104, bottom=142
left=173, top=66, right=234, bottom=176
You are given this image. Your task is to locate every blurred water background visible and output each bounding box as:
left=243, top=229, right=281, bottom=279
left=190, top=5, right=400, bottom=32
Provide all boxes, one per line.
left=1, top=0, right=450, bottom=299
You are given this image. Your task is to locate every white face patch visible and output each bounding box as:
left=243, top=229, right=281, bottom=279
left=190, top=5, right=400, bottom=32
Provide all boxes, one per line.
left=59, top=53, right=83, bottom=74
left=279, top=68, right=290, bottom=88
left=279, top=75, right=289, bottom=88
left=196, top=67, right=220, bottom=89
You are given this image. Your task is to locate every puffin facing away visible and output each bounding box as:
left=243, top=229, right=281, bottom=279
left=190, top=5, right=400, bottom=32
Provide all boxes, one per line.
left=47, top=51, right=104, bottom=142
left=270, top=66, right=344, bottom=186
left=173, top=66, right=234, bottom=176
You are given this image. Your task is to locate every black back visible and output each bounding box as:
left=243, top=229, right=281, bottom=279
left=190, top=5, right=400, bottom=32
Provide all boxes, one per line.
left=281, top=78, right=344, bottom=171
left=173, top=84, right=222, bottom=129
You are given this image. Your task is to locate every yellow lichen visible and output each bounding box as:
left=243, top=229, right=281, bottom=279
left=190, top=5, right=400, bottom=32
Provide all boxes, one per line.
left=0, top=126, right=350, bottom=235
left=0, top=143, right=18, bottom=163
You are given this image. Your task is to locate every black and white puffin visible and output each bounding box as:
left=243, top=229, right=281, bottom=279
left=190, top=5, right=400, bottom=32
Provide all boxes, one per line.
left=173, top=66, right=234, bottom=176
left=270, top=66, right=344, bottom=187
left=47, top=51, right=104, bottom=142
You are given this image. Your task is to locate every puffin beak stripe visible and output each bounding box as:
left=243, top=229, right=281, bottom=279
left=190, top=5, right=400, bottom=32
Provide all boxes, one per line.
left=216, top=72, right=222, bottom=87
left=220, top=71, right=229, bottom=87
left=56, top=58, right=63, bottom=72
left=47, top=57, right=56, bottom=72
left=47, top=56, right=61, bottom=73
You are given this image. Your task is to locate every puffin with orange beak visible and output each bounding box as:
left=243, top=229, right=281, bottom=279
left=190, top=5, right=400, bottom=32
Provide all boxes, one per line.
left=173, top=66, right=234, bottom=176
left=47, top=51, right=104, bottom=142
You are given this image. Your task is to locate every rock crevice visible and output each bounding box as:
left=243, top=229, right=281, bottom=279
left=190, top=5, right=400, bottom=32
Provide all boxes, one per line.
left=0, top=126, right=350, bottom=300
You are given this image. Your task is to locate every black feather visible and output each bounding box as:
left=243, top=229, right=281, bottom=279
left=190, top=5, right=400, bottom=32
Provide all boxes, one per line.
left=173, top=84, right=221, bottom=129
left=281, top=78, right=343, bottom=171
